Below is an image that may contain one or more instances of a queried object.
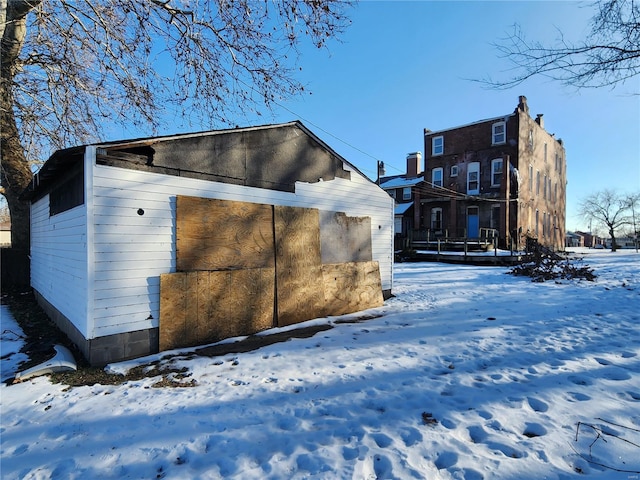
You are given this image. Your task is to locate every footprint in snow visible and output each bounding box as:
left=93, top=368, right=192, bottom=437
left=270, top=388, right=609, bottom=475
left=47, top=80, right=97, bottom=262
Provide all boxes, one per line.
left=526, top=397, right=549, bottom=413
left=400, top=427, right=423, bottom=446
left=12, top=444, right=28, bottom=456
left=523, top=422, right=547, bottom=438
left=342, top=446, right=359, bottom=461
left=567, top=391, right=591, bottom=402
left=371, top=433, right=393, bottom=448
left=373, top=454, right=394, bottom=479
left=467, top=425, right=487, bottom=443
left=617, top=391, right=640, bottom=402
left=477, top=410, right=492, bottom=420
left=594, top=357, right=612, bottom=366
left=568, top=375, right=593, bottom=386
left=602, top=368, right=631, bottom=381
left=435, top=451, right=458, bottom=469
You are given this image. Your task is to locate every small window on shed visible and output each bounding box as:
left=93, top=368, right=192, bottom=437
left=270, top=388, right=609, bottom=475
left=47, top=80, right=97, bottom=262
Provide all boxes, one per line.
left=50, top=170, right=84, bottom=216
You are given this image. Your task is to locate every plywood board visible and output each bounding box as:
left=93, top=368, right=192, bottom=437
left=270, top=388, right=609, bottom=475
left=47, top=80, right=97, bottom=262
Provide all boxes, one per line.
left=225, top=267, right=275, bottom=339
left=274, top=205, right=321, bottom=269
left=159, top=268, right=275, bottom=351
left=159, top=272, right=188, bottom=351
left=322, top=261, right=384, bottom=317
left=276, top=264, right=326, bottom=326
left=274, top=206, right=324, bottom=326
left=320, top=211, right=372, bottom=264
left=176, top=196, right=274, bottom=271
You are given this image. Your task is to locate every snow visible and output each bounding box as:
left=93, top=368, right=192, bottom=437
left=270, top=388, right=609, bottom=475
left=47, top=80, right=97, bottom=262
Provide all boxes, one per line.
left=379, top=176, right=424, bottom=189
left=1, top=249, right=639, bottom=479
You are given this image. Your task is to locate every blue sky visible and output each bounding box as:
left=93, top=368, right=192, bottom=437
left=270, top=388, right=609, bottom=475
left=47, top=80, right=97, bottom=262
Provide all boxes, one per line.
left=99, top=1, right=638, bottom=233
left=246, top=0, right=639, bottom=232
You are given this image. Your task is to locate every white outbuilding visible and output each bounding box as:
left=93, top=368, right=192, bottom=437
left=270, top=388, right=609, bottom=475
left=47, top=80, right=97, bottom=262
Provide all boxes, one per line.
left=24, top=121, right=394, bottom=365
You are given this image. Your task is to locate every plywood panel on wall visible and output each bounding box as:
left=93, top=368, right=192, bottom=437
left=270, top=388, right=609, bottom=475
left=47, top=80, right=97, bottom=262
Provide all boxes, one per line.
left=319, top=211, right=372, bottom=264
left=274, top=206, right=325, bottom=326
left=274, top=205, right=321, bottom=268
left=160, top=268, right=274, bottom=351
left=176, top=196, right=274, bottom=271
left=322, top=261, right=383, bottom=317
left=276, top=264, right=325, bottom=326
left=162, top=196, right=384, bottom=350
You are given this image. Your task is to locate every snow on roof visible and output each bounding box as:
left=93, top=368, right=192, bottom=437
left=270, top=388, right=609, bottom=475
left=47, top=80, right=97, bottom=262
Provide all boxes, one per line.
left=394, top=202, right=413, bottom=215
left=379, top=176, right=424, bottom=189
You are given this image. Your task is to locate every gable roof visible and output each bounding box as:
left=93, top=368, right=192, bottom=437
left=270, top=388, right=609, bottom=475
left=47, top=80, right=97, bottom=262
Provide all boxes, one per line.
left=24, top=121, right=375, bottom=200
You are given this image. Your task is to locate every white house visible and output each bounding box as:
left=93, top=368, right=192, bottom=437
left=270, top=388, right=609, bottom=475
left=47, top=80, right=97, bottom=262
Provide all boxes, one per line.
left=24, top=121, right=394, bottom=365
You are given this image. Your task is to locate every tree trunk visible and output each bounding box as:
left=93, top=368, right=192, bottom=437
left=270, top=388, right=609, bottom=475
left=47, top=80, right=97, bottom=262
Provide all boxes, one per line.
left=609, top=226, right=617, bottom=252
left=1, top=1, right=40, bottom=253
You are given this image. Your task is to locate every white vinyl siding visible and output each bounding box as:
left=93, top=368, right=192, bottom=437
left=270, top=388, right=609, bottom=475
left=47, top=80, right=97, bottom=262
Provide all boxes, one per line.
left=30, top=193, right=89, bottom=337
left=89, top=162, right=394, bottom=339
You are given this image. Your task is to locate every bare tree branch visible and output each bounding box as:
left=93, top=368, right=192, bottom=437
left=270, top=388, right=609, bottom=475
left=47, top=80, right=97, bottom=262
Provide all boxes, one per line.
left=1, top=0, right=355, bottom=251
left=482, top=0, right=640, bottom=91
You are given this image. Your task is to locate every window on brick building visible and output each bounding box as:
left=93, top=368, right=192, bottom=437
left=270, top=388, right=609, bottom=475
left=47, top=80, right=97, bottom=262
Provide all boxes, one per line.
left=432, top=167, right=443, bottom=187
left=467, top=162, right=480, bottom=195
left=432, top=136, right=444, bottom=156
left=492, top=122, right=506, bottom=145
left=431, top=207, right=443, bottom=231
left=529, top=165, right=533, bottom=191
left=450, top=165, right=458, bottom=177
left=403, top=187, right=411, bottom=200
left=491, top=159, right=503, bottom=187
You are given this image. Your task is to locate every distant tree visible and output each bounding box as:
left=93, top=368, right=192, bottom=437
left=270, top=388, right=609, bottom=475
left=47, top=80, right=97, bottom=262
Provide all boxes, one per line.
left=487, top=0, right=640, bottom=90
left=0, top=198, right=10, bottom=223
left=578, top=190, right=635, bottom=251
left=1, top=0, right=354, bottom=255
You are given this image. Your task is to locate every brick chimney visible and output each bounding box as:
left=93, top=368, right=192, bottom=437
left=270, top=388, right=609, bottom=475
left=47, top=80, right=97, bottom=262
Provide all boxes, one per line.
left=406, top=152, right=422, bottom=178
left=535, top=114, right=544, bottom=129
left=517, top=95, right=529, bottom=114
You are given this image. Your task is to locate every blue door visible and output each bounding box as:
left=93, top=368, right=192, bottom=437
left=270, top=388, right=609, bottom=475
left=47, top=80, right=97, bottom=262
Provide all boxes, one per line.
left=467, top=207, right=479, bottom=238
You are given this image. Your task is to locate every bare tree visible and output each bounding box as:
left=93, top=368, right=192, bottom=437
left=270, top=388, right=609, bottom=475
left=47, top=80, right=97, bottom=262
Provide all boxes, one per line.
left=578, top=189, right=635, bottom=252
left=1, top=0, right=354, bottom=254
left=487, top=0, right=640, bottom=90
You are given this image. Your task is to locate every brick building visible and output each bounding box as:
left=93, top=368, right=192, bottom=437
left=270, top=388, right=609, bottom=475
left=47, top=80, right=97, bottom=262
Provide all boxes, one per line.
left=416, top=96, right=566, bottom=250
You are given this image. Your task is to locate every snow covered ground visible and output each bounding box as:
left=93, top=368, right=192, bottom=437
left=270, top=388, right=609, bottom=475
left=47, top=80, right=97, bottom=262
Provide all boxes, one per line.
left=1, top=248, right=639, bottom=479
